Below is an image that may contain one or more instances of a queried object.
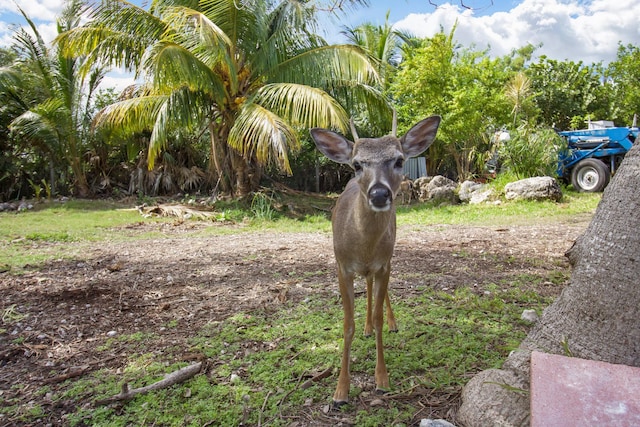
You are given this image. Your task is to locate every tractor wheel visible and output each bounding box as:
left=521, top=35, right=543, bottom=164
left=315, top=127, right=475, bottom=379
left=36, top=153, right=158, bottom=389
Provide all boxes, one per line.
left=570, top=158, right=610, bottom=192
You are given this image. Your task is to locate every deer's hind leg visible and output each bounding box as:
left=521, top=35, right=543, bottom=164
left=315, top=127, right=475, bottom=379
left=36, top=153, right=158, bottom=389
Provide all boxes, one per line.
left=365, top=275, right=398, bottom=336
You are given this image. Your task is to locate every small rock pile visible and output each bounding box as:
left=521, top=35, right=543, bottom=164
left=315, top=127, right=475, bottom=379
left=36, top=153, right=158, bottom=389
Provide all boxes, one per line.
left=407, top=175, right=562, bottom=204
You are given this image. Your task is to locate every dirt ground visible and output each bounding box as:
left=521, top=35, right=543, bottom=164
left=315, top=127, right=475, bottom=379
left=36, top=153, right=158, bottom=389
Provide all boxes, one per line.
left=0, top=214, right=591, bottom=426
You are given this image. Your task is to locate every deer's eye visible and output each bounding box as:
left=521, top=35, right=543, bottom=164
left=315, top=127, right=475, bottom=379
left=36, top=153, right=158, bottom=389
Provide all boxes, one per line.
left=353, top=161, right=362, bottom=172
left=394, top=158, right=404, bottom=169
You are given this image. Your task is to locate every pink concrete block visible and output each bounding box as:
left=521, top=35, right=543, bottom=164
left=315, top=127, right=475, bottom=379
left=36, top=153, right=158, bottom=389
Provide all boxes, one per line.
left=530, top=351, right=640, bottom=426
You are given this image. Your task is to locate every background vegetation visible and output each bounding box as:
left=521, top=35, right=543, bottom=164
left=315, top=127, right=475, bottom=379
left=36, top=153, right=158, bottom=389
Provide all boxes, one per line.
left=1, top=0, right=639, bottom=201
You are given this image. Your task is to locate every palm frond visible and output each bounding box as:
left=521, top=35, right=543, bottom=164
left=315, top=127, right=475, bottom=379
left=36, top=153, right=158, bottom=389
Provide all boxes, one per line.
left=254, top=83, right=347, bottom=131
left=12, top=27, right=55, bottom=94
left=200, top=0, right=258, bottom=51
left=147, top=88, right=208, bottom=168
left=228, top=102, right=298, bottom=174
left=57, top=0, right=168, bottom=74
left=161, top=5, right=231, bottom=55
left=94, top=94, right=168, bottom=134
left=146, top=41, right=225, bottom=100
left=9, top=105, right=62, bottom=150
left=270, top=44, right=379, bottom=88
left=329, top=80, right=393, bottom=133
left=0, top=67, right=30, bottom=110
left=247, top=0, right=323, bottom=79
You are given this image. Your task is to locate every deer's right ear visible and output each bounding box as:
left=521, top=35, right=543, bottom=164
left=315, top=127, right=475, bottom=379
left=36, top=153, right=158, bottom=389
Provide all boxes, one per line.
left=310, top=128, right=354, bottom=164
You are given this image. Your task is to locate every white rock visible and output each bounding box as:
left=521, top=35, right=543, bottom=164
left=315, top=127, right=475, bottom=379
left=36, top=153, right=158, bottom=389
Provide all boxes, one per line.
left=521, top=309, right=539, bottom=322
left=505, top=176, right=562, bottom=201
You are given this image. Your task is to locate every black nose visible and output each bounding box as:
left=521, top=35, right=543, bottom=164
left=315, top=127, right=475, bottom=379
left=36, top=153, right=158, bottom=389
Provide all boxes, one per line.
left=369, top=184, right=391, bottom=208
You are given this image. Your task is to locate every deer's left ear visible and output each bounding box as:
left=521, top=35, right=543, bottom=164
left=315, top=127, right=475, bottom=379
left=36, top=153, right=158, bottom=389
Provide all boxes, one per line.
left=401, top=115, right=441, bottom=158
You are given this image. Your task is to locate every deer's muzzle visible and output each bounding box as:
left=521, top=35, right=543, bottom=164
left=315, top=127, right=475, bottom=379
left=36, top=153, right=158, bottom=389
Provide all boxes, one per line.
left=368, top=184, right=392, bottom=211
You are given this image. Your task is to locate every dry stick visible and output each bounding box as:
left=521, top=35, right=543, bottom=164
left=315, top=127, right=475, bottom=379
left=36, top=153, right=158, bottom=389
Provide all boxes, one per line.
left=258, top=390, right=272, bottom=427
left=94, top=362, right=202, bottom=405
left=300, top=366, right=332, bottom=390
left=43, top=365, right=90, bottom=385
left=274, top=366, right=334, bottom=416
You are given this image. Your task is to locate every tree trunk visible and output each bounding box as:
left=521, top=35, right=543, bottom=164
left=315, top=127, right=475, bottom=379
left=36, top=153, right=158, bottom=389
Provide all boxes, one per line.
left=458, top=139, right=640, bottom=426
left=69, top=156, right=90, bottom=198
left=208, top=122, right=232, bottom=194
left=231, top=148, right=251, bottom=197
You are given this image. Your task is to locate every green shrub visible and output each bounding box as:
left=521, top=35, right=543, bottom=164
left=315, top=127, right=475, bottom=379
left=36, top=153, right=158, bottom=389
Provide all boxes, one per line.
left=498, top=123, right=562, bottom=179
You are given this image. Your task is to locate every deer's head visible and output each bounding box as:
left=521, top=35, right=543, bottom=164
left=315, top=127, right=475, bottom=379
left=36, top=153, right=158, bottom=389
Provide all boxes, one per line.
left=311, top=115, right=440, bottom=212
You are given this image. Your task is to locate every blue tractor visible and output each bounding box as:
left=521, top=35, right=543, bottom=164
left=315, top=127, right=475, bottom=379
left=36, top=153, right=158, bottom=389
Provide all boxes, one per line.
left=556, top=120, right=639, bottom=192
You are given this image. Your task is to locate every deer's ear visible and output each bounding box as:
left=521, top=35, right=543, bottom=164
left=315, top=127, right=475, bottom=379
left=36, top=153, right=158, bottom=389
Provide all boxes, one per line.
left=400, top=115, right=441, bottom=158
left=310, top=128, right=354, bottom=164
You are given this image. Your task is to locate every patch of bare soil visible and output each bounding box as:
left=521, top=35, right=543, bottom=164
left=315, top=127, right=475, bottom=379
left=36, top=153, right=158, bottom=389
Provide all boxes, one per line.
left=0, top=218, right=589, bottom=426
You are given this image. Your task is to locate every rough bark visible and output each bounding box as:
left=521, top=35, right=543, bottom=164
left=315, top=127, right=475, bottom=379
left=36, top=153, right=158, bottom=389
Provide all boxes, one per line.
left=458, top=139, right=640, bottom=426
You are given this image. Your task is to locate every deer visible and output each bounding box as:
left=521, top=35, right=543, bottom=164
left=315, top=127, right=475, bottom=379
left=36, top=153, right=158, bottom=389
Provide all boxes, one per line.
left=399, top=175, right=414, bottom=205
left=310, top=114, right=440, bottom=406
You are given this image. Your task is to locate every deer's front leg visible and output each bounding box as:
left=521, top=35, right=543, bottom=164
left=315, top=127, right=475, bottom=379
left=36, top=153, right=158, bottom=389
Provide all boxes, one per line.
left=373, top=265, right=391, bottom=393
left=334, top=267, right=355, bottom=406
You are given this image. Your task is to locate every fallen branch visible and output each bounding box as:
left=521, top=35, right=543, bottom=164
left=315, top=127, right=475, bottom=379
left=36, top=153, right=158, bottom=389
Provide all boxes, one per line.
left=275, top=366, right=333, bottom=414
left=300, top=366, right=333, bottom=390
left=43, top=365, right=90, bottom=385
left=95, top=362, right=202, bottom=405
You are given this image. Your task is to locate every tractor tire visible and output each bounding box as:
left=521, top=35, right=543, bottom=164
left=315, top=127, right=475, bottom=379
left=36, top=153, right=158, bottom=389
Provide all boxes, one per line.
left=570, top=158, right=610, bottom=192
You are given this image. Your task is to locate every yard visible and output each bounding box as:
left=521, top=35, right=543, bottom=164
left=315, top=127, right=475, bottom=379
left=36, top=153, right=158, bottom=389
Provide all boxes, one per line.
left=0, top=194, right=597, bottom=426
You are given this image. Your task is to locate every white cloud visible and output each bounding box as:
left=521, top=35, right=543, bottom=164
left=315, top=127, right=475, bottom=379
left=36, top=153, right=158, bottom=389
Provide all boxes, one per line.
left=1, top=0, right=64, bottom=21
left=393, top=0, right=640, bottom=64
left=0, top=0, right=63, bottom=48
left=100, top=70, right=138, bottom=94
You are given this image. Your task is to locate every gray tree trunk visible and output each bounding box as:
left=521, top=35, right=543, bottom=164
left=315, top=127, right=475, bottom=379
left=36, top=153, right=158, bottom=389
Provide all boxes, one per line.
left=458, top=139, right=640, bottom=426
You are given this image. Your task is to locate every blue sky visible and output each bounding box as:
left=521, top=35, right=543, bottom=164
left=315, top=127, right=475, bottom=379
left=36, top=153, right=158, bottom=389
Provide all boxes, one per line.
left=2, top=0, right=639, bottom=90
left=336, top=0, right=515, bottom=27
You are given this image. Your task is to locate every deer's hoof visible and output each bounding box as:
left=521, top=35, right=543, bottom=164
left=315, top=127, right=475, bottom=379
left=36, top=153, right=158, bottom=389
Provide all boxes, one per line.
left=332, top=399, right=349, bottom=409
left=375, top=387, right=389, bottom=395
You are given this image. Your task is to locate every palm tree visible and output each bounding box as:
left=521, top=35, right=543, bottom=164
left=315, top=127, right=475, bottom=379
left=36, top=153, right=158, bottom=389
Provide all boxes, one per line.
left=341, top=10, right=408, bottom=136
left=58, top=0, right=386, bottom=196
left=7, top=0, right=106, bottom=197
left=342, top=11, right=402, bottom=92
left=504, top=71, right=535, bottom=126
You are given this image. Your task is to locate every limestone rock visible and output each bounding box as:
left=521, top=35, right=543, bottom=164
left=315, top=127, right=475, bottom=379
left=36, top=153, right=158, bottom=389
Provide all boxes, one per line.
left=505, top=177, right=562, bottom=201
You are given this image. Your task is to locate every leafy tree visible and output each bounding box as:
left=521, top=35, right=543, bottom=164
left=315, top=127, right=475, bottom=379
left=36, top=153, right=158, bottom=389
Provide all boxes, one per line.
left=58, top=0, right=385, bottom=197
left=606, top=44, right=640, bottom=126
left=390, top=28, right=511, bottom=180
left=527, top=57, right=610, bottom=130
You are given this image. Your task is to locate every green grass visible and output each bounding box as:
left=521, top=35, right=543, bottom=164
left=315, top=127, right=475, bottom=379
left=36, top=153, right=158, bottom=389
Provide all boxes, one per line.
left=58, top=283, right=549, bottom=427
left=397, top=190, right=600, bottom=227
left=0, top=191, right=599, bottom=271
